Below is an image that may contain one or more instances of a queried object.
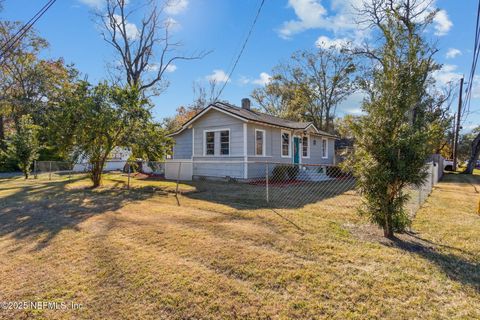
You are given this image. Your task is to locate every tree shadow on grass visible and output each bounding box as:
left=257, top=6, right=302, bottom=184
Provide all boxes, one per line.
left=181, top=178, right=356, bottom=210
left=0, top=178, right=162, bottom=252
left=385, top=236, right=480, bottom=292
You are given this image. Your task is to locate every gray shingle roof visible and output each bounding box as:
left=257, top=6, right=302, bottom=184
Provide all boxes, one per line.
left=214, top=102, right=312, bottom=130
left=170, top=101, right=338, bottom=138
left=214, top=102, right=336, bottom=138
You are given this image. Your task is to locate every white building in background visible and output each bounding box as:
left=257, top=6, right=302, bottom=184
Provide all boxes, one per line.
left=72, top=147, right=132, bottom=172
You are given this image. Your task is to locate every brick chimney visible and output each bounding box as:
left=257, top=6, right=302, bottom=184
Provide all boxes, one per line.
left=241, top=98, right=251, bottom=110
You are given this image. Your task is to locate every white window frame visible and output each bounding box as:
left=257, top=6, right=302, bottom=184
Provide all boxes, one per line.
left=219, top=130, right=230, bottom=156
left=281, top=130, right=291, bottom=158
left=203, top=128, right=231, bottom=157
left=255, top=129, right=266, bottom=156
left=322, top=138, right=328, bottom=159
left=302, top=135, right=310, bottom=158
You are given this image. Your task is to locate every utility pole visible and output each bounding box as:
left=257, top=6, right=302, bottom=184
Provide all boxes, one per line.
left=451, top=113, right=456, bottom=159
left=453, top=77, right=464, bottom=171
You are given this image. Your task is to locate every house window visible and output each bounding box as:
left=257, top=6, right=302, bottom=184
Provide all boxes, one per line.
left=322, top=138, right=328, bottom=158
left=220, top=130, right=230, bottom=155
left=206, top=131, right=215, bottom=155
left=255, top=129, right=265, bottom=156
left=302, top=136, right=309, bottom=157
left=281, top=131, right=290, bottom=157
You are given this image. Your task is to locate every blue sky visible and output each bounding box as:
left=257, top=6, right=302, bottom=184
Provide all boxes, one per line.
left=2, top=0, right=478, bottom=131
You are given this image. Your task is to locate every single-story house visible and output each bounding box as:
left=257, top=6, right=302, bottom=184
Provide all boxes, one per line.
left=168, top=98, right=338, bottom=180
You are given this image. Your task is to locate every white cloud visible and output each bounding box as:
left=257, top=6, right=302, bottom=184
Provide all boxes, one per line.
left=279, top=0, right=328, bottom=39
left=78, top=0, right=103, bottom=8
left=165, top=64, right=177, bottom=73
left=239, top=76, right=250, bottom=85
left=145, top=64, right=159, bottom=72
left=315, top=35, right=349, bottom=49
left=146, top=63, right=177, bottom=73
left=252, top=72, right=272, bottom=86
left=206, top=69, right=230, bottom=83
left=279, top=0, right=449, bottom=44
left=110, top=14, right=139, bottom=40
left=433, top=10, right=452, bottom=36
left=239, top=72, right=272, bottom=86
left=470, top=76, right=480, bottom=99
left=165, top=0, right=189, bottom=15
left=278, top=0, right=372, bottom=40
left=432, top=64, right=463, bottom=86
left=446, top=48, right=461, bottom=59
left=164, top=17, right=182, bottom=31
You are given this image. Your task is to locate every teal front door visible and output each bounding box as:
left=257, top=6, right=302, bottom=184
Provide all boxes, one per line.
left=293, top=137, right=300, bottom=164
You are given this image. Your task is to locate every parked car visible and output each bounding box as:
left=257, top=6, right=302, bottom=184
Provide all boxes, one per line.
left=444, top=159, right=454, bottom=171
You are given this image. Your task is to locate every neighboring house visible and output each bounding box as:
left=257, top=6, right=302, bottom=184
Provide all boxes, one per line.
left=72, top=147, right=132, bottom=172
left=168, top=98, right=338, bottom=180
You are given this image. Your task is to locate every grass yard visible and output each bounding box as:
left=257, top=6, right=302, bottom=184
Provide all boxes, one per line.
left=0, top=173, right=479, bottom=319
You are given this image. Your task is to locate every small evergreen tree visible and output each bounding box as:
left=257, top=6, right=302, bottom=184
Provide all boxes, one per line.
left=6, top=115, right=40, bottom=178
left=352, top=0, right=442, bottom=238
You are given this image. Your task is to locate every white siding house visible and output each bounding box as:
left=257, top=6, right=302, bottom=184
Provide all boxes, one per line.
left=169, top=99, right=337, bottom=180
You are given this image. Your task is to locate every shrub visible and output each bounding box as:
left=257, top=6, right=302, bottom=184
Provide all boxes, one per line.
left=272, top=165, right=299, bottom=182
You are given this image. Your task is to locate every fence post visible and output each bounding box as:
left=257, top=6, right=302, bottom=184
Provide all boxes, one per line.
left=48, top=161, right=52, bottom=181
left=127, top=162, right=131, bottom=190
left=431, top=163, right=435, bottom=191
left=265, top=162, right=269, bottom=203
left=175, top=161, right=182, bottom=197
left=34, top=160, right=37, bottom=179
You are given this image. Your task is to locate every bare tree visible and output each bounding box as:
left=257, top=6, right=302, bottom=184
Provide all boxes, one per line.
left=163, top=80, right=220, bottom=132
left=191, top=79, right=220, bottom=111
left=252, top=47, right=357, bottom=132
left=97, top=0, right=208, bottom=94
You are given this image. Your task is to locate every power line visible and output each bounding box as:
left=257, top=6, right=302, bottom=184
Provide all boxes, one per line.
left=461, top=0, right=480, bottom=123
left=0, top=0, right=55, bottom=55
left=0, top=0, right=57, bottom=63
left=214, top=0, right=266, bottom=102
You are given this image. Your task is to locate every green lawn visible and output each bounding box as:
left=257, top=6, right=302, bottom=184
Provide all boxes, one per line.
left=0, top=173, right=478, bottom=319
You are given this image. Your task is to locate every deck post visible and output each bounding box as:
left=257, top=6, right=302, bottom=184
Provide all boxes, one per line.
left=33, top=160, right=37, bottom=179
left=265, top=162, right=269, bottom=203
left=49, top=161, right=52, bottom=180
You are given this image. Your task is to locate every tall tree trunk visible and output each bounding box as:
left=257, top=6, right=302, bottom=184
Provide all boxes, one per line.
left=90, top=160, right=105, bottom=188
left=465, top=132, right=480, bottom=174
left=383, top=210, right=394, bottom=238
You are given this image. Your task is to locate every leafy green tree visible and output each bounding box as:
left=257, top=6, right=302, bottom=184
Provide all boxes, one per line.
left=351, top=0, right=443, bottom=238
left=131, top=122, right=174, bottom=161
left=0, top=20, right=78, bottom=154
left=51, top=81, right=171, bottom=187
left=4, top=115, right=40, bottom=178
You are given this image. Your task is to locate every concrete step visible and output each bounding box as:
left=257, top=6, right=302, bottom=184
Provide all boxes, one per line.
left=298, top=170, right=331, bottom=182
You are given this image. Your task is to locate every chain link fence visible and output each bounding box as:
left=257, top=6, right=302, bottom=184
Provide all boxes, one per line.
left=33, top=160, right=166, bottom=187
left=187, top=162, right=356, bottom=209
left=404, top=161, right=442, bottom=218
left=31, top=159, right=443, bottom=214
